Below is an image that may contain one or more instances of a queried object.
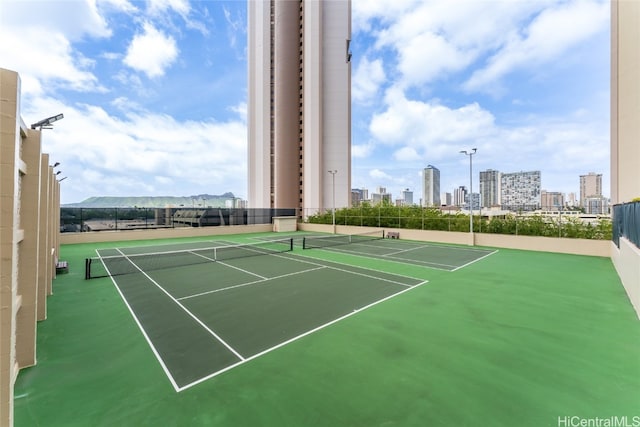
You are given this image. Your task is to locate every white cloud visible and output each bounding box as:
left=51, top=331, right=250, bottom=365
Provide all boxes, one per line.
left=24, top=96, right=247, bottom=203
left=1, top=0, right=112, bottom=41
left=463, top=0, right=609, bottom=94
left=98, top=0, right=138, bottom=14
left=0, top=27, right=105, bottom=96
left=124, top=22, right=179, bottom=78
left=0, top=0, right=115, bottom=96
left=370, top=88, right=495, bottom=152
left=352, top=0, right=421, bottom=33
left=393, top=147, right=419, bottom=162
left=370, top=169, right=392, bottom=180
left=369, top=0, right=543, bottom=89
left=148, top=0, right=190, bottom=17
left=352, top=56, right=386, bottom=103
left=352, top=143, right=375, bottom=159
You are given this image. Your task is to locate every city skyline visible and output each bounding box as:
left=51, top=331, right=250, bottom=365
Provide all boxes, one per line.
left=0, top=0, right=610, bottom=205
left=352, top=167, right=605, bottom=207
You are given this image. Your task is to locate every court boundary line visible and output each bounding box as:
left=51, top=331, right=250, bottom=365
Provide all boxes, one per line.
left=176, top=265, right=327, bottom=301
left=272, top=252, right=420, bottom=287
left=112, top=248, right=247, bottom=361
left=98, top=245, right=427, bottom=392
left=450, top=249, right=499, bottom=271
left=95, top=248, right=182, bottom=392
left=177, top=277, right=428, bottom=392
left=207, top=242, right=424, bottom=286
left=304, top=245, right=457, bottom=271
left=303, top=242, right=498, bottom=271
left=285, top=251, right=430, bottom=281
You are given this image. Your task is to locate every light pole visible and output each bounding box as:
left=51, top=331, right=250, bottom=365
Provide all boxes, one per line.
left=460, top=148, right=477, bottom=236
left=328, top=170, right=337, bottom=233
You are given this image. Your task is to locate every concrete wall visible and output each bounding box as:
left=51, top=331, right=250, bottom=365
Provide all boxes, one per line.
left=1, top=67, right=59, bottom=427
left=611, top=0, right=640, bottom=205
left=611, top=239, right=640, bottom=319
left=60, top=224, right=273, bottom=245
left=298, top=223, right=611, bottom=257
left=610, top=0, right=640, bottom=320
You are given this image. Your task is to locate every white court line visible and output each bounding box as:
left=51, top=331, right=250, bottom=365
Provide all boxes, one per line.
left=450, top=249, right=499, bottom=271
left=281, top=251, right=435, bottom=280
left=177, top=278, right=429, bottom=392
left=217, top=260, right=268, bottom=280
left=308, top=246, right=457, bottom=271
left=114, top=248, right=246, bottom=362
left=271, top=252, right=419, bottom=287
left=381, top=245, right=433, bottom=256
left=95, top=249, right=181, bottom=392
left=177, top=266, right=327, bottom=301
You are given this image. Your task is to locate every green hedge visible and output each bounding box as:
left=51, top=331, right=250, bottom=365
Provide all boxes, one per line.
left=307, top=202, right=612, bottom=240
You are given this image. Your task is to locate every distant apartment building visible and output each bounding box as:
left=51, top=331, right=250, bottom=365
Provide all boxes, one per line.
left=454, top=186, right=467, bottom=207
left=248, top=0, right=352, bottom=214
left=441, top=192, right=452, bottom=206
left=566, top=192, right=578, bottom=207
left=579, top=172, right=602, bottom=207
left=584, top=196, right=609, bottom=215
left=500, top=171, right=541, bottom=211
left=479, top=169, right=501, bottom=208
left=540, top=190, right=565, bottom=210
left=422, top=165, right=441, bottom=207
left=371, top=186, right=391, bottom=205
left=468, top=193, right=481, bottom=210
left=351, top=189, right=363, bottom=206
left=401, top=188, right=414, bottom=206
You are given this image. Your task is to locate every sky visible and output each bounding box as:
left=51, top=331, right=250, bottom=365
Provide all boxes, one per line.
left=1, top=0, right=610, bottom=205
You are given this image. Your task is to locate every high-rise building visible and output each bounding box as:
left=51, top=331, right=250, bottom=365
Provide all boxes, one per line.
left=441, top=192, right=452, bottom=206
left=540, top=190, right=565, bottom=210
left=584, top=196, right=609, bottom=214
left=579, top=172, right=602, bottom=207
left=351, top=189, right=363, bottom=207
left=454, top=186, right=467, bottom=207
left=479, top=169, right=501, bottom=208
left=401, top=188, right=413, bottom=205
left=500, top=171, right=541, bottom=211
left=469, top=193, right=480, bottom=210
left=248, top=0, right=352, bottom=215
left=371, top=188, right=391, bottom=205
left=422, top=165, right=441, bottom=207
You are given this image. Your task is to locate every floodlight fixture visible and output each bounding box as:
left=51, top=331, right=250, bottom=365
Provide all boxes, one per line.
left=53, top=162, right=60, bottom=167
left=31, top=113, right=64, bottom=130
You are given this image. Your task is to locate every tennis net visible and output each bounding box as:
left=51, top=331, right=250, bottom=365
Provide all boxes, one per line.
left=302, top=230, right=384, bottom=250
left=85, top=238, right=294, bottom=279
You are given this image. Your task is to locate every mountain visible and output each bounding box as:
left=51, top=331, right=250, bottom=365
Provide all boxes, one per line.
left=63, top=193, right=236, bottom=208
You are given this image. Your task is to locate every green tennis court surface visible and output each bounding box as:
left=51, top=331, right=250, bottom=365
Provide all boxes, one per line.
left=13, top=232, right=640, bottom=427
left=92, top=239, right=426, bottom=390
left=302, top=234, right=497, bottom=270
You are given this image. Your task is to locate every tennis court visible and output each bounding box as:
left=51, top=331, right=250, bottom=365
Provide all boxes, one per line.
left=87, top=238, right=426, bottom=391
left=14, top=231, right=640, bottom=427
left=302, top=231, right=498, bottom=271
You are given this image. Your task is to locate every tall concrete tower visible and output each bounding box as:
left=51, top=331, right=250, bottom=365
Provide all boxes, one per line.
left=422, top=165, right=441, bottom=207
left=248, top=0, right=352, bottom=216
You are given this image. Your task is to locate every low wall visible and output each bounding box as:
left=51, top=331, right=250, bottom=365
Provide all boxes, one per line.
left=611, top=238, right=640, bottom=319
left=60, top=224, right=273, bottom=245
left=298, top=224, right=610, bottom=257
